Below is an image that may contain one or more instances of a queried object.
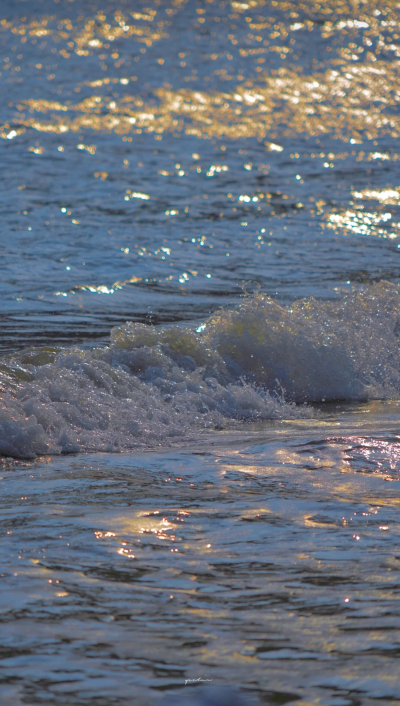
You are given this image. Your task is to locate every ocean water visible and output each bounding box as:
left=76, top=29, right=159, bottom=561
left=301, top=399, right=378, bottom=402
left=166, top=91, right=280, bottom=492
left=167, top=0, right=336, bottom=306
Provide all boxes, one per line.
left=1, top=0, right=400, bottom=704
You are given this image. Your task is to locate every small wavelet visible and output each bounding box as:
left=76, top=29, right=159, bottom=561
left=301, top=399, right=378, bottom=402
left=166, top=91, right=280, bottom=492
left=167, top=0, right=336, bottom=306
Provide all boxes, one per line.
left=1, top=281, right=400, bottom=458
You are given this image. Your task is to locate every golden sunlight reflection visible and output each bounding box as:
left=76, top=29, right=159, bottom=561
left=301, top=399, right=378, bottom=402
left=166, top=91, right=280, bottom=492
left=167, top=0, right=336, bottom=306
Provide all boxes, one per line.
left=327, top=209, right=399, bottom=239
left=353, top=188, right=400, bottom=204
left=92, top=514, right=179, bottom=559
left=12, top=63, right=400, bottom=141
left=112, top=513, right=178, bottom=539
left=276, top=448, right=335, bottom=468
left=219, top=463, right=261, bottom=475
left=0, top=9, right=168, bottom=54
left=55, top=274, right=142, bottom=297
left=1, top=0, right=400, bottom=143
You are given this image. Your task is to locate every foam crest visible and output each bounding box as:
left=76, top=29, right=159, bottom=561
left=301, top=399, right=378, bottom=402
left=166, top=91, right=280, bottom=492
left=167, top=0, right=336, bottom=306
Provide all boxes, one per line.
left=205, top=282, right=400, bottom=402
left=0, top=336, right=298, bottom=460
left=1, top=282, right=400, bottom=458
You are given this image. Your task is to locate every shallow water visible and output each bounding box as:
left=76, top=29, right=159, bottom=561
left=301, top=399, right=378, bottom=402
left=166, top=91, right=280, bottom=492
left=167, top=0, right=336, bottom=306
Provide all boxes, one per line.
left=3, top=409, right=400, bottom=705
left=1, top=0, right=400, bottom=703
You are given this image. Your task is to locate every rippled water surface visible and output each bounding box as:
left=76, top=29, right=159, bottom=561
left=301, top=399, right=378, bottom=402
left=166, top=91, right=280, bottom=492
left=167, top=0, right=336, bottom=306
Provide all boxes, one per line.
left=2, top=0, right=400, bottom=703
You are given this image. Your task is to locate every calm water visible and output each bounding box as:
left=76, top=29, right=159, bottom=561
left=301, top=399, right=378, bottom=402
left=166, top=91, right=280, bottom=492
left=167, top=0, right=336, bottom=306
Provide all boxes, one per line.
left=2, top=0, right=400, bottom=703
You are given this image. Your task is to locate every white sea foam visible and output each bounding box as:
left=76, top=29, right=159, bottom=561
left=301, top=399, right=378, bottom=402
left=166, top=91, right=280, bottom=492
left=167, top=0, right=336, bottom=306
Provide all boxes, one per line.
left=1, top=282, right=400, bottom=458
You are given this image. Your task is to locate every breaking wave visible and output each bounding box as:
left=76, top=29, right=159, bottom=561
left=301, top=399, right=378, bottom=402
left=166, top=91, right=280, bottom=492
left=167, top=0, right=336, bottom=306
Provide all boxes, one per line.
left=1, top=282, right=400, bottom=458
